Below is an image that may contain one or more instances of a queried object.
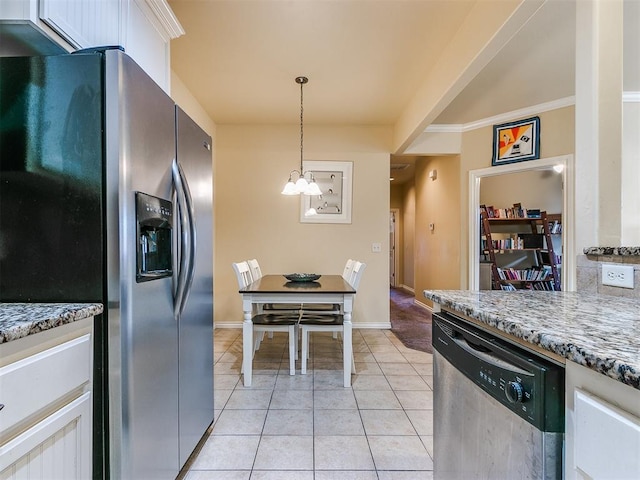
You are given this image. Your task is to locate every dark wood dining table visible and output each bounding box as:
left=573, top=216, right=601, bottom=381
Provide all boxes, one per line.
left=238, top=274, right=356, bottom=387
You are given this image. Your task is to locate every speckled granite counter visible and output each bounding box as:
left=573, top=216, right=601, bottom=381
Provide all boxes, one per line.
left=583, top=246, right=640, bottom=256
left=423, top=290, right=640, bottom=390
left=0, top=303, right=103, bottom=344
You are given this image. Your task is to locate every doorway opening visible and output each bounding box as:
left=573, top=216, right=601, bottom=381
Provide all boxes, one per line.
left=468, top=154, right=575, bottom=291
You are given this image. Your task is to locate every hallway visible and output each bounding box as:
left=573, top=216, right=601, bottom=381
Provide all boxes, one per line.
left=183, top=327, right=434, bottom=479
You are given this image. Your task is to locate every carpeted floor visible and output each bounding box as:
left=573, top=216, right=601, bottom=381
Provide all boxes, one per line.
left=389, top=287, right=433, bottom=353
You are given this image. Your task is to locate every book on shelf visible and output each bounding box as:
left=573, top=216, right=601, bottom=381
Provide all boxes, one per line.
left=480, top=203, right=545, bottom=219
left=480, top=204, right=496, bottom=218
left=549, top=220, right=562, bottom=234
left=497, top=280, right=554, bottom=291
left=497, top=266, right=552, bottom=282
left=482, top=233, right=547, bottom=251
left=489, top=237, right=524, bottom=250
left=531, top=281, right=555, bottom=291
left=513, top=203, right=524, bottom=218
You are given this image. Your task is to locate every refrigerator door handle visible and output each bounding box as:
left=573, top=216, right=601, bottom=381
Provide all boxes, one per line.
left=176, top=160, right=197, bottom=316
left=172, top=158, right=190, bottom=318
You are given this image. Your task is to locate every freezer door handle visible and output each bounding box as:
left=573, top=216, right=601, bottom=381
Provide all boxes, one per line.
left=172, top=158, right=189, bottom=318
left=177, top=160, right=197, bottom=316
left=172, top=158, right=197, bottom=318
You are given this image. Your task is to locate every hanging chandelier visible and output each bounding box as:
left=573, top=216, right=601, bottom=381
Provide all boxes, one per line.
left=281, top=76, right=322, bottom=196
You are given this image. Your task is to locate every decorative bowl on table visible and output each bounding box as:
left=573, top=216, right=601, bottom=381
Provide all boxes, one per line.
left=284, top=273, right=321, bottom=282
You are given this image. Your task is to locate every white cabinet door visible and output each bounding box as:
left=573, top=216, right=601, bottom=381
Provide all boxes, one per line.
left=574, top=389, right=640, bottom=480
left=0, top=318, right=93, bottom=480
left=39, top=0, right=121, bottom=48
left=566, top=361, right=640, bottom=480
left=0, top=392, right=92, bottom=480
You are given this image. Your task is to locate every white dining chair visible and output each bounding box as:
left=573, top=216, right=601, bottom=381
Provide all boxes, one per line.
left=299, top=260, right=366, bottom=375
left=299, top=258, right=355, bottom=315
left=246, top=258, right=262, bottom=282
left=233, top=260, right=253, bottom=289
left=232, top=261, right=299, bottom=375
left=246, top=258, right=301, bottom=315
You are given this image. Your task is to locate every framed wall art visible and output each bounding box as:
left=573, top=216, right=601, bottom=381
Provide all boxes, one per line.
left=492, top=116, right=540, bottom=166
left=300, top=160, right=353, bottom=224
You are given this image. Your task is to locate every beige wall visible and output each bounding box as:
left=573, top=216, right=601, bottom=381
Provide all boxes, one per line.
left=390, top=185, right=403, bottom=210
left=215, top=124, right=392, bottom=328
left=390, top=185, right=404, bottom=288
left=622, top=101, right=640, bottom=244
left=414, top=155, right=461, bottom=303
left=402, top=182, right=416, bottom=290
left=170, top=71, right=216, bottom=138
left=390, top=180, right=416, bottom=291
left=480, top=170, right=563, bottom=215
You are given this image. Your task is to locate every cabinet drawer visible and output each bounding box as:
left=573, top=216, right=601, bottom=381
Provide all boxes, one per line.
left=0, top=334, right=91, bottom=436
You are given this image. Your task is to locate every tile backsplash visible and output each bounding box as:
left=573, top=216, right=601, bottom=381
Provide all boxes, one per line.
left=577, top=248, right=640, bottom=298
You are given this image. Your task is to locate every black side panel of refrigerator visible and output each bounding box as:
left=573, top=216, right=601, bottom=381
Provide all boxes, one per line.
left=0, top=54, right=104, bottom=302
left=0, top=53, right=107, bottom=479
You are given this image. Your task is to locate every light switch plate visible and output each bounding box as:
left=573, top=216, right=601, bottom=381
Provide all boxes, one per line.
left=601, top=264, right=634, bottom=289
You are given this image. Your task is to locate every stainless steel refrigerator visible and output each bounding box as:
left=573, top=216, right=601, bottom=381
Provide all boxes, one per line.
left=0, top=48, right=214, bottom=479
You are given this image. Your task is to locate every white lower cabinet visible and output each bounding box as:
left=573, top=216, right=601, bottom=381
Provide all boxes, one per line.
left=0, top=392, right=91, bottom=480
left=0, top=319, right=93, bottom=480
left=565, top=361, right=640, bottom=480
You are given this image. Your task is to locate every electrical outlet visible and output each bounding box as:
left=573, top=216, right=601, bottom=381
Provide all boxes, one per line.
left=372, top=243, right=382, bottom=253
left=601, top=264, right=634, bottom=289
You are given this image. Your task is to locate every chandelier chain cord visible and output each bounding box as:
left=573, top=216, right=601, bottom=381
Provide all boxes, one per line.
left=300, top=80, right=304, bottom=173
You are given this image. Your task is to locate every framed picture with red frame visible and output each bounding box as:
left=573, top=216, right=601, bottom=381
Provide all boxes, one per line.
left=492, top=116, right=540, bottom=166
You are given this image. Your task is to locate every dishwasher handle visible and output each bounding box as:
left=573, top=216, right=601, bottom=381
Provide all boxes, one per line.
left=449, top=328, right=530, bottom=376
left=433, top=314, right=532, bottom=377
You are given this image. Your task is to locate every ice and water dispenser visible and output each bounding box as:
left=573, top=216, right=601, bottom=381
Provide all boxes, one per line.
left=135, top=192, right=173, bottom=282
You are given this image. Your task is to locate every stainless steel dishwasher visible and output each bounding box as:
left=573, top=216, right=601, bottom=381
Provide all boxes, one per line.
left=432, top=311, right=564, bottom=479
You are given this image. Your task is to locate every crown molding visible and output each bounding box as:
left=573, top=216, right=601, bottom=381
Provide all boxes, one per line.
left=143, top=0, right=185, bottom=39
left=423, top=92, right=636, bottom=138
left=426, top=96, right=576, bottom=134
left=425, top=124, right=464, bottom=133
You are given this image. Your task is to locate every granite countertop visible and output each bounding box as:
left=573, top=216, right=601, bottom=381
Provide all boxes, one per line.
left=583, top=246, right=640, bottom=256
left=423, top=290, right=640, bottom=390
left=0, top=303, right=104, bottom=344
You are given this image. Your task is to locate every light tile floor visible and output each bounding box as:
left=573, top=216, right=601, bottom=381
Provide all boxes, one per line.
left=184, top=328, right=434, bottom=480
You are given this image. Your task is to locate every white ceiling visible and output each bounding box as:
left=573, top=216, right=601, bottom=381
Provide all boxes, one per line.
left=433, top=0, right=575, bottom=125
left=168, top=0, right=636, bottom=164
left=169, top=0, right=477, bottom=126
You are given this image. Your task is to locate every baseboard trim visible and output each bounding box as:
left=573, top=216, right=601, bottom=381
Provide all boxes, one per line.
left=214, top=322, right=392, bottom=330
left=414, top=299, right=433, bottom=312
left=398, top=284, right=415, bottom=294
left=355, top=322, right=392, bottom=329
left=214, top=323, right=243, bottom=329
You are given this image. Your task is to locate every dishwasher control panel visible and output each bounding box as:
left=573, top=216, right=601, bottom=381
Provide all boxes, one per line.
left=433, top=311, right=564, bottom=432
left=478, top=360, right=534, bottom=418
